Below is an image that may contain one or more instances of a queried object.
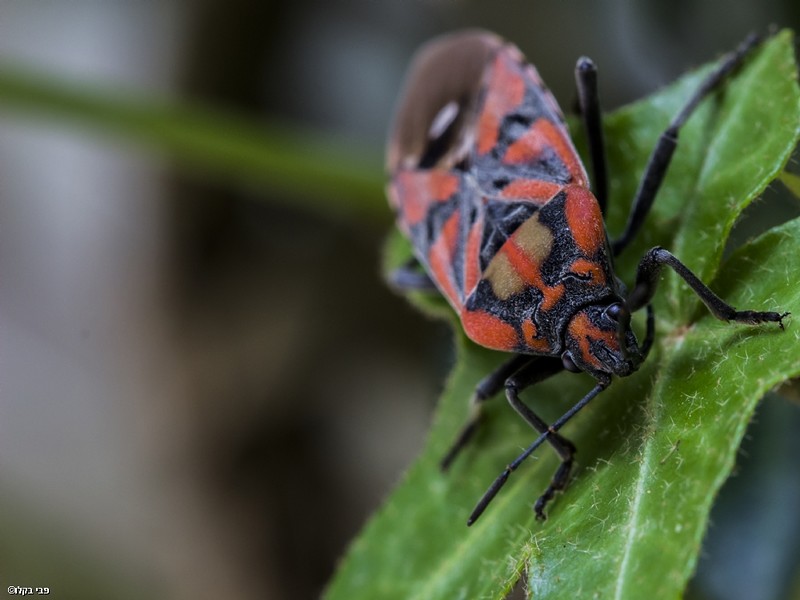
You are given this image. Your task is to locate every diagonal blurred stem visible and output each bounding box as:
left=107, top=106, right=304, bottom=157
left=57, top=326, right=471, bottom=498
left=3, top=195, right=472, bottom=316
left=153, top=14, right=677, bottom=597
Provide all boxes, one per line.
left=779, top=170, right=800, bottom=199
left=0, top=65, right=387, bottom=223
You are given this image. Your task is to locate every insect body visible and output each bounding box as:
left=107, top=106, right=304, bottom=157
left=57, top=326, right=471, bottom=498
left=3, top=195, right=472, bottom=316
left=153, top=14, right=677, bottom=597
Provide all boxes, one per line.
left=386, top=30, right=787, bottom=525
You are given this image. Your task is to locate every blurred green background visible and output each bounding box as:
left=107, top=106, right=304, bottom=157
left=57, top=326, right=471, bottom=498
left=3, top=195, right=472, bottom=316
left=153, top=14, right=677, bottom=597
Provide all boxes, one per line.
left=1, top=1, right=799, bottom=599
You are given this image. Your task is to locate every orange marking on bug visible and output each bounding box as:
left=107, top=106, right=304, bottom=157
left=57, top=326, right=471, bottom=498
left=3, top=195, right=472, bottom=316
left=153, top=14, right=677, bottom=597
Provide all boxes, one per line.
left=440, top=204, right=460, bottom=251
left=391, top=173, right=428, bottom=227
left=477, top=54, right=526, bottom=155
left=393, top=171, right=458, bottom=227
left=538, top=120, right=588, bottom=187
left=564, top=186, right=605, bottom=255
left=482, top=203, right=565, bottom=304
left=429, top=170, right=460, bottom=201
left=463, top=218, right=483, bottom=295
left=501, top=238, right=565, bottom=311
left=500, top=179, right=561, bottom=203
left=568, top=258, right=606, bottom=285
left=503, top=124, right=547, bottom=164
left=508, top=215, right=565, bottom=310
left=461, top=308, right=519, bottom=351
left=386, top=183, right=410, bottom=237
left=539, top=280, right=565, bottom=311
left=428, top=210, right=461, bottom=305
left=503, top=119, right=587, bottom=186
left=567, top=311, right=618, bottom=370
left=522, top=320, right=551, bottom=353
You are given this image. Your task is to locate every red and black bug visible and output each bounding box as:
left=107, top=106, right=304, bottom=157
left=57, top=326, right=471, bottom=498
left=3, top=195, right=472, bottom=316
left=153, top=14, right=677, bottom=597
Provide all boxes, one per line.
left=386, top=30, right=788, bottom=525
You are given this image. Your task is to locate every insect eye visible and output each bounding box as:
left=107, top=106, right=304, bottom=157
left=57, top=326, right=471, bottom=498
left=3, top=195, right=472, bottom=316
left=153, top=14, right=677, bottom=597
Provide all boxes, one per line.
left=561, top=351, right=582, bottom=373
left=604, top=303, right=623, bottom=322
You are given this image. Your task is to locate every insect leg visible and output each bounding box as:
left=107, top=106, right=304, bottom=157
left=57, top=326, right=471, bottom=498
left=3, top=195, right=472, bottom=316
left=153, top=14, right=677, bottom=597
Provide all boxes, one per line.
left=441, top=354, right=539, bottom=470
left=505, top=359, right=578, bottom=520
left=641, top=304, right=656, bottom=358
left=468, top=377, right=610, bottom=526
left=612, top=33, right=765, bottom=256
left=628, top=247, right=789, bottom=327
left=388, top=257, right=437, bottom=292
left=575, top=56, right=608, bottom=215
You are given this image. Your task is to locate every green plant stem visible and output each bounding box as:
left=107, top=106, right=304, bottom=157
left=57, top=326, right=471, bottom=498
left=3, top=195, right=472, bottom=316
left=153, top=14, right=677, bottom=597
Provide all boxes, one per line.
left=0, top=65, right=386, bottom=222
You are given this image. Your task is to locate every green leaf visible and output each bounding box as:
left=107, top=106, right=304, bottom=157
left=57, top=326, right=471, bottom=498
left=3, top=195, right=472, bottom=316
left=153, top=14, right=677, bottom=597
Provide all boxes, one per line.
left=326, top=30, right=800, bottom=600
left=602, top=31, right=800, bottom=321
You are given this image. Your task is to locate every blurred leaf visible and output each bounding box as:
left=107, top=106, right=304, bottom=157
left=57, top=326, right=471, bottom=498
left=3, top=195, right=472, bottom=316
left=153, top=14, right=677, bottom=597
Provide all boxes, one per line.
left=0, top=65, right=386, bottom=222
left=774, top=377, right=800, bottom=406
left=601, top=31, right=800, bottom=322
left=326, top=31, right=800, bottom=600
left=686, top=393, right=800, bottom=600
left=382, top=227, right=454, bottom=320
left=779, top=170, right=800, bottom=198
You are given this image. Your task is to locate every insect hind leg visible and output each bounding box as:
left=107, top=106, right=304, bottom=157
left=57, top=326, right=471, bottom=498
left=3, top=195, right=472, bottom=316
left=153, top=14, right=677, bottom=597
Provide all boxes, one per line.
left=440, top=354, right=537, bottom=470
left=504, top=358, right=575, bottom=520
left=389, top=257, right=437, bottom=292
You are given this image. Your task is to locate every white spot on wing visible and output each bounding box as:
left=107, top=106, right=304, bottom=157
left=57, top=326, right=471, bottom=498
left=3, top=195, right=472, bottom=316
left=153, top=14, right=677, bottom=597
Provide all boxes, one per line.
left=428, top=100, right=460, bottom=141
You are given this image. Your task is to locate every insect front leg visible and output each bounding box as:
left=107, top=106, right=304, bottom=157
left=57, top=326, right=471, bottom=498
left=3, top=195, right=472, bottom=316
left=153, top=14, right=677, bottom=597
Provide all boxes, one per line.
left=628, top=247, right=789, bottom=327
left=441, top=354, right=543, bottom=470
left=575, top=56, right=608, bottom=214
left=612, top=33, right=765, bottom=256
left=504, top=358, right=577, bottom=520
left=468, top=377, right=610, bottom=526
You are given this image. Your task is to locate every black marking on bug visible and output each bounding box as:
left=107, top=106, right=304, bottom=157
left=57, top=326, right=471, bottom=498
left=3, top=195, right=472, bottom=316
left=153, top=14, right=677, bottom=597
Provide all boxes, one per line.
left=479, top=200, right=540, bottom=271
